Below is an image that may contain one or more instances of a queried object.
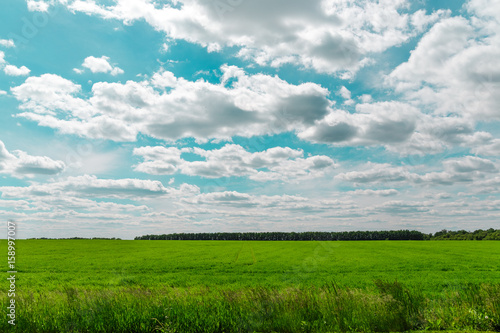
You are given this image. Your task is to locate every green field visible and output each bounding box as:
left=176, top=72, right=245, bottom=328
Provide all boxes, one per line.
left=2, top=240, right=500, bottom=332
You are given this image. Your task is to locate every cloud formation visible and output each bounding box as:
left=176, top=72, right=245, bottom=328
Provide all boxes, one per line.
left=336, top=156, right=499, bottom=186
left=0, top=140, right=65, bottom=178
left=32, top=0, right=445, bottom=77
left=299, top=101, right=419, bottom=145
left=4, top=64, right=31, bottom=76
left=75, top=56, right=124, bottom=75
left=0, top=174, right=172, bottom=199
left=0, top=39, right=15, bottom=48
left=387, top=3, right=500, bottom=120
left=134, top=144, right=336, bottom=182
left=12, top=67, right=454, bottom=151
left=12, top=66, right=333, bottom=142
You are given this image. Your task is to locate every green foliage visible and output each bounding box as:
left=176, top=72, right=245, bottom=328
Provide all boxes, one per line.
left=432, top=228, right=500, bottom=240
left=2, top=284, right=500, bottom=332
left=135, top=230, right=426, bottom=241
left=135, top=229, right=500, bottom=241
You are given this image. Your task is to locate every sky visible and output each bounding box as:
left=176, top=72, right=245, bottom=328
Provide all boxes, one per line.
left=0, top=0, right=499, bottom=239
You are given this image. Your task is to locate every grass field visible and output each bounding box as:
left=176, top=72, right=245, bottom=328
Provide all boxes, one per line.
left=2, top=240, right=500, bottom=332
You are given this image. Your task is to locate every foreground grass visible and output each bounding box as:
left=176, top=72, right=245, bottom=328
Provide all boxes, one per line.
left=2, top=240, right=500, bottom=332
left=2, top=282, right=499, bottom=332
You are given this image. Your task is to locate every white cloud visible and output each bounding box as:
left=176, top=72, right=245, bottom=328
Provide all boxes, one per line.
left=11, top=74, right=92, bottom=117
left=338, top=86, right=354, bottom=105
left=336, top=163, right=416, bottom=184
left=0, top=140, right=65, bottom=178
left=11, top=74, right=136, bottom=141
left=12, top=67, right=332, bottom=142
left=4, top=64, right=31, bottom=76
left=349, top=189, right=399, bottom=197
left=0, top=51, right=5, bottom=64
left=359, top=94, right=373, bottom=103
left=27, top=0, right=51, bottom=12
left=0, top=39, right=15, bottom=48
left=134, top=144, right=336, bottom=182
left=387, top=5, right=500, bottom=120
left=186, top=191, right=313, bottom=209
left=33, top=0, right=445, bottom=77
left=384, top=114, right=490, bottom=156
left=151, top=70, right=177, bottom=88
left=475, top=177, right=500, bottom=194
left=472, top=139, right=500, bottom=156
left=299, top=101, right=419, bottom=145
left=17, top=70, right=465, bottom=152
left=110, top=67, right=124, bottom=76
left=160, top=43, right=169, bottom=53
left=443, top=156, right=497, bottom=174
left=466, top=0, right=500, bottom=26
left=339, top=86, right=351, bottom=100
left=78, top=56, right=124, bottom=76
left=373, top=200, right=434, bottom=214
left=336, top=156, right=499, bottom=186
left=418, top=156, right=498, bottom=185
left=0, top=174, right=171, bottom=199
left=0, top=90, right=7, bottom=95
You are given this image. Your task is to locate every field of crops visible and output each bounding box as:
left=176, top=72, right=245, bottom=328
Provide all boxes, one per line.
left=2, top=240, right=500, bottom=332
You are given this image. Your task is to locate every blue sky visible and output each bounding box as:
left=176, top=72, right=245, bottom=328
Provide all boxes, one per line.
left=1, top=0, right=499, bottom=239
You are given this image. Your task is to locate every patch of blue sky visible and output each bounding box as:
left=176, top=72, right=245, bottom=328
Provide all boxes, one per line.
left=161, top=41, right=245, bottom=81
left=423, top=0, right=466, bottom=14
left=0, top=176, right=30, bottom=187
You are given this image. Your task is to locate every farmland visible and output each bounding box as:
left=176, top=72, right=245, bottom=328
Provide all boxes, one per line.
left=2, top=240, right=500, bottom=332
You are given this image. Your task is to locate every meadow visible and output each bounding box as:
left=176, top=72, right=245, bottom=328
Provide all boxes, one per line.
left=2, top=240, right=500, bottom=332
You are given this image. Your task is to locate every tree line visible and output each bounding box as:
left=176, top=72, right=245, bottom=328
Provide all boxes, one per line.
left=25, top=229, right=500, bottom=241
left=134, top=230, right=426, bottom=241
left=432, top=228, right=500, bottom=240
left=135, top=229, right=500, bottom=241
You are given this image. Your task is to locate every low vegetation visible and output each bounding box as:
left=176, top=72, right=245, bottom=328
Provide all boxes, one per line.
left=2, top=239, right=499, bottom=332
left=5, top=282, right=500, bottom=332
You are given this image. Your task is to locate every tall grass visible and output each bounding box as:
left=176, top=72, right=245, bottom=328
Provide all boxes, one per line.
left=2, top=282, right=499, bottom=332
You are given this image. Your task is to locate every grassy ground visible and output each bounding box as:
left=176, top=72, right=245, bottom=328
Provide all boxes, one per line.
left=2, top=240, right=500, bottom=332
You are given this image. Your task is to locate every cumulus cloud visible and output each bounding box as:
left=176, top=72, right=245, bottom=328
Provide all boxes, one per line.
left=134, top=144, right=336, bottom=182
left=0, top=140, right=65, bottom=178
left=31, top=0, right=445, bottom=77
left=337, top=156, right=498, bottom=186
left=383, top=114, right=494, bottom=156
left=419, top=156, right=498, bottom=185
left=373, top=200, right=434, bottom=214
left=4, top=64, right=31, bottom=76
left=11, top=74, right=135, bottom=141
left=299, top=101, right=419, bottom=145
left=387, top=3, right=500, bottom=120
left=185, top=191, right=313, bottom=209
left=472, top=139, right=500, bottom=156
left=475, top=177, right=500, bottom=194
left=349, top=189, right=399, bottom=197
left=16, top=69, right=461, bottom=151
left=76, top=56, right=124, bottom=76
left=336, top=163, right=417, bottom=184
left=12, top=66, right=333, bottom=142
left=338, top=86, right=354, bottom=105
left=0, top=39, right=15, bottom=48
left=0, top=174, right=173, bottom=199
left=27, top=0, right=51, bottom=12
